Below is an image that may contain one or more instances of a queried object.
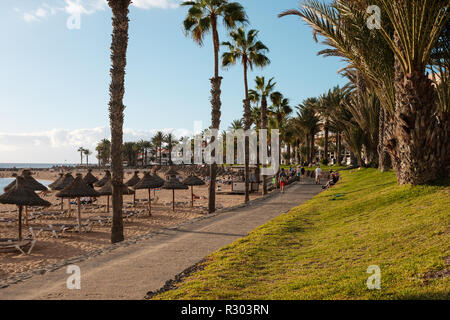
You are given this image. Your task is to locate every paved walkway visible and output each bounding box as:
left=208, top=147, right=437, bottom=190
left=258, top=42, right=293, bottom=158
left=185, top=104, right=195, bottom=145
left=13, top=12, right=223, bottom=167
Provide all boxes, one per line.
left=0, top=180, right=322, bottom=300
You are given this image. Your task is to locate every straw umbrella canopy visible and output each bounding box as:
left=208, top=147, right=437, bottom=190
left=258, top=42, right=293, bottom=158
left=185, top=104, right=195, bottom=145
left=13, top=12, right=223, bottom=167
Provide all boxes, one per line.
left=52, top=173, right=75, bottom=210
left=182, top=174, right=205, bottom=207
left=125, top=171, right=140, bottom=187
left=94, top=170, right=111, bottom=188
left=165, top=167, right=179, bottom=180
left=83, top=169, right=98, bottom=187
left=0, top=176, right=51, bottom=240
left=56, top=174, right=100, bottom=232
left=134, top=172, right=164, bottom=215
left=98, top=180, right=134, bottom=213
left=48, top=173, right=64, bottom=190
left=162, top=177, right=188, bottom=212
left=4, top=170, right=47, bottom=193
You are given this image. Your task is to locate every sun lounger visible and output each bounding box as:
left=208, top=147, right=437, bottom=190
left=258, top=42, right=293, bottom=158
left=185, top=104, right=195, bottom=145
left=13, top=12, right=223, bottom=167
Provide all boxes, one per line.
left=87, top=216, right=112, bottom=226
left=0, top=238, right=36, bottom=255
left=0, top=217, right=17, bottom=225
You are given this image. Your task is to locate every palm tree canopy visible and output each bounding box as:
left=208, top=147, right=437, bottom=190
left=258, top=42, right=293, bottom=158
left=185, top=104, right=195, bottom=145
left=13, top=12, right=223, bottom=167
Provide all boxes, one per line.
left=255, top=76, right=276, bottom=99
left=221, top=28, right=270, bottom=70
left=181, top=0, right=247, bottom=46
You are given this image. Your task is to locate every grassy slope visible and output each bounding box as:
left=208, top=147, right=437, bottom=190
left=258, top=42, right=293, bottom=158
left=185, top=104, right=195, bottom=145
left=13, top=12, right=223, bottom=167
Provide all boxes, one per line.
left=154, top=169, right=449, bottom=300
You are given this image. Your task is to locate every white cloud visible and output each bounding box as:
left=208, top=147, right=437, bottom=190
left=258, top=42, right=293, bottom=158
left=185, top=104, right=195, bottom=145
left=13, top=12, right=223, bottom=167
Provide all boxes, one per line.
left=0, top=127, right=192, bottom=163
left=20, top=0, right=179, bottom=24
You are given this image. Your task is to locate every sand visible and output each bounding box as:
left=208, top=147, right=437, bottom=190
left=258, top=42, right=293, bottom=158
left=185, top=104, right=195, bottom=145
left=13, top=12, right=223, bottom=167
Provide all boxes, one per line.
left=0, top=169, right=265, bottom=280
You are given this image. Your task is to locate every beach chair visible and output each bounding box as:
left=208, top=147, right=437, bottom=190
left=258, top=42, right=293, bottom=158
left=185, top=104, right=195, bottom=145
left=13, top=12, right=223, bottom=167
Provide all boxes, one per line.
left=0, top=217, right=17, bottom=226
left=87, top=216, right=112, bottom=226
left=0, top=238, right=36, bottom=255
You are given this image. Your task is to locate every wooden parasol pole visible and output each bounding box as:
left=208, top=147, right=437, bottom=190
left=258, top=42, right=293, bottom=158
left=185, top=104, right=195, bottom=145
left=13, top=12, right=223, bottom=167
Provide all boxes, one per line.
left=77, top=197, right=82, bottom=233
left=172, top=189, right=175, bottom=212
left=148, top=189, right=152, bottom=216
left=18, top=205, right=23, bottom=241
left=191, top=186, right=194, bottom=207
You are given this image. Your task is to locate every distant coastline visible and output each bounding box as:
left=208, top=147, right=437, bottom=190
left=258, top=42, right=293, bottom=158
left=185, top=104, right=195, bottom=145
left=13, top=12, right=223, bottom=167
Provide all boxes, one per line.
left=0, top=163, right=76, bottom=169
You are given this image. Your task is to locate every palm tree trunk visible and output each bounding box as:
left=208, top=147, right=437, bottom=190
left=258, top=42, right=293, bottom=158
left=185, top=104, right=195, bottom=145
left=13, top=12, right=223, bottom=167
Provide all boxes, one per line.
left=107, top=0, right=130, bottom=244
left=261, top=96, right=268, bottom=195
left=243, top=59, right=250, bottom=203
left=324, top=122, right=329, bottom=162
left=378, top=107, right=391, bottom=171
left=208, top=17, right=222, bottom=214
left=310, top=132, right=315, bottom=164
left=336, top=132, right=341, bottom=165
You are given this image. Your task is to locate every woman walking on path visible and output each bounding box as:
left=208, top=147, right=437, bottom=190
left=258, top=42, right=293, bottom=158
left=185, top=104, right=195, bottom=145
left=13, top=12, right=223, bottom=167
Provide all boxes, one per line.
left=279, top=168, right=288, bottom=193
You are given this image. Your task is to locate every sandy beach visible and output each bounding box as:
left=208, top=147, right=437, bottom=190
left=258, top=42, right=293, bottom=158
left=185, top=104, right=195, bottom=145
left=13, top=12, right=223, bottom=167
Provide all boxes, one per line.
left=0, top=169, right=264, bottom=280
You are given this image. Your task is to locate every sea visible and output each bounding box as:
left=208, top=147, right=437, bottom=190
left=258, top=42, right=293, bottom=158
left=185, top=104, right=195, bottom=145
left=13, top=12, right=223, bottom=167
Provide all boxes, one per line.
left=0, top=178, right=52, bottom=195
left=0, top=163, right=75, bottom=169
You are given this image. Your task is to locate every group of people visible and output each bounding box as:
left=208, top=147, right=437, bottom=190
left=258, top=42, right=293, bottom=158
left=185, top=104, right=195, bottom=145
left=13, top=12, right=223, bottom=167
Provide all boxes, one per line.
left=277, top=165, right=340, bottom=193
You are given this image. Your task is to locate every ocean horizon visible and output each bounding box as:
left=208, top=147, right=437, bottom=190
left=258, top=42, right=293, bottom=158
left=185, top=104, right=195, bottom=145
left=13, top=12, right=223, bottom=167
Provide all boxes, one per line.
left=0, top=177, right=52, bottom=195
left=0, top=163, right=76, bottom=169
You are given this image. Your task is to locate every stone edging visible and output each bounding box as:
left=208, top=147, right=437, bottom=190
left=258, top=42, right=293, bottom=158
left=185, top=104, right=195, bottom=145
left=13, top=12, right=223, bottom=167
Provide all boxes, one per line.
left=0, top=182, right=300, bottom=290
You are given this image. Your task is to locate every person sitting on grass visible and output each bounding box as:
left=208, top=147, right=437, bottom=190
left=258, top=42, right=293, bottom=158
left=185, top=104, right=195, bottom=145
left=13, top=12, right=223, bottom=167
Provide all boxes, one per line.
left=322, top=171, right=340, bottom=189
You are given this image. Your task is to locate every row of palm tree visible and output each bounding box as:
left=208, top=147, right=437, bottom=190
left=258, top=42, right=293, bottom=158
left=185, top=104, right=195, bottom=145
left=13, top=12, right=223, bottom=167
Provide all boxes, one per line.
left=76, top=147, right=92, bottom=166
left=279, top=0, right=449, bottom=185
left=105, top=0, right=448, bottom=243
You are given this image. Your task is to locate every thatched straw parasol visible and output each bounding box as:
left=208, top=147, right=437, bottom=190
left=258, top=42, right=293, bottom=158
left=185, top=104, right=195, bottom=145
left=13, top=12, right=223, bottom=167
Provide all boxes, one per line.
left=125, top=171, right=141, bottom=187
left=98, top=180, right=134, bottom=213
left=56, top=174, right=100, bottom=233
left=134, top=172, right=164, bottom=215
left=125, top=171, right=140, bottom=205
left=83, top=169, right=98, bottom=187
left=94, top=170, right=111, bottom=188
left=182, top=174, right=205, bottom=207
left=163, top=177, right=188, bottom=212
left=52, top=173, right=75, bottom=210
left=4, top=170, right=47, bottom=193
left=165, top=166, right=179, bottom=180
left=48, top=173, right=64, bottom=190
left=0, top=177, right=51, bottom=240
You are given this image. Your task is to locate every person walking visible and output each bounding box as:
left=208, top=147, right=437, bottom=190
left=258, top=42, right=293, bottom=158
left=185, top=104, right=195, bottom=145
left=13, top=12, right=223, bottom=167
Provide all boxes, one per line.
left=315, top=166, right=322, bottom=185
left=279, top=168, right=288, bottom=193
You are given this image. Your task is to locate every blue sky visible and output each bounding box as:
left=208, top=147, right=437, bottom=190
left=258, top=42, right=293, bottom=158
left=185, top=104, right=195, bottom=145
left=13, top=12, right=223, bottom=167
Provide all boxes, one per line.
left=0, top=0, right=346, bottom=163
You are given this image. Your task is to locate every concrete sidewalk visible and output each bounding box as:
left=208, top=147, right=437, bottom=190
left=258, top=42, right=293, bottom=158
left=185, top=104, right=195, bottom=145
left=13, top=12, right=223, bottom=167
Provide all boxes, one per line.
left=0, top=181, right=322, bottom=300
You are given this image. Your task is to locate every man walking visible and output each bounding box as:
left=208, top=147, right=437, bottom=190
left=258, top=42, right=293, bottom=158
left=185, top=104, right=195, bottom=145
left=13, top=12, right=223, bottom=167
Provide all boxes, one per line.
left=315, top=166, right=322, bottom=185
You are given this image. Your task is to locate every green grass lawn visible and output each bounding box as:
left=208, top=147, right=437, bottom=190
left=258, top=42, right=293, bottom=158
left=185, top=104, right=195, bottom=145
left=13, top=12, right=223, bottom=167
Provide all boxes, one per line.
left=153, top=169, right=449, bottom=300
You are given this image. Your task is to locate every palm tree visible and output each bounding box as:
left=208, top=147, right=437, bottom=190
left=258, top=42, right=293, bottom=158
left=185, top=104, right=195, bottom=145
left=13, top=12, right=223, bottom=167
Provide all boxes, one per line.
left=376, top=0, right=449, bottom=184
left=77, top=147, right=85, bottom=165
left=96, top=139, right=111, bottom=166
left=152, top=131, right=165, bottom=165
left=254, top=76, right=276, bottom=194
left=269, top=91, right=292, bottom=166
left=107, top=0, right=131, bottom=244
left=222, top=27, right=270, bottom=202
left=83, top=149, right=92, bottom=167
left=297, top=98, right=320, bottom=165
left=280, top=0, right=449, bottom=184
left=229, top=119, right=244, bottom=130
left=164, top=133, right=178, bottom=165
left=181, top=0, right=247, bottom=213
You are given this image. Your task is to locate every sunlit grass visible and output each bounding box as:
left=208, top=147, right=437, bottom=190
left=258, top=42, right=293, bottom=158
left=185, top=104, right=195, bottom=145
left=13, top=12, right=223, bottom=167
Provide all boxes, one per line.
left=153, top=169, right=449, bottom=300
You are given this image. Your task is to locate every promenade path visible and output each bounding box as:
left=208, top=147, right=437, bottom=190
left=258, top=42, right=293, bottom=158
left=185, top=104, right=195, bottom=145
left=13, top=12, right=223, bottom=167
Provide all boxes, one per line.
left=0, top=180, right=322, bottom=300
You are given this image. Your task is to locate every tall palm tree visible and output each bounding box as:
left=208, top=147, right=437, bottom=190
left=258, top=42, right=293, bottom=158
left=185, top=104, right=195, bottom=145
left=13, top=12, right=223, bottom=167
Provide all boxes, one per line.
left=297, top=98, right=320, bottom=165
left=164, top=133, right=178, bottom=165
left=181, top=0, right=247, bottom=213
left=222, top=27, right=270, bottom=203
left=107, top=0, right=131, bottom=244
left=255, top=76, right=276, bottom=194
left=83, top=149, right=92, bottom=167
left=152, top=131, right=165, bottom=165
left=77, top=147, right=85, bottom=165
left=269, top=91, right=292, bottom=166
